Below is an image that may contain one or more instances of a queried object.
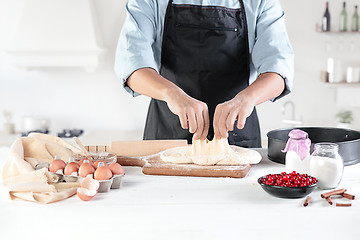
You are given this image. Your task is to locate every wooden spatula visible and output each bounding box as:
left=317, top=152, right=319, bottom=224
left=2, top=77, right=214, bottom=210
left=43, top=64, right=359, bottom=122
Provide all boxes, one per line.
left=73, top=137, right=93, bottom=160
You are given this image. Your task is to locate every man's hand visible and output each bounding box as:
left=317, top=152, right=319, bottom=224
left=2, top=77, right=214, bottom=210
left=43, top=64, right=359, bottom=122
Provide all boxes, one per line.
left=165, top=88, right=210, bottom=140
left=128, top=68, right=210, bottom=140
left=213, top=94, right=256, bottom=139
left=213, top=72, right=286, bottom=139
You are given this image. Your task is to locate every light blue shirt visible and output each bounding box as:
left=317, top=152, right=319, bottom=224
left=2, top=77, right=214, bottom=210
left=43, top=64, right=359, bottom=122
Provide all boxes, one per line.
left=115, top=0, right=294, bottom=101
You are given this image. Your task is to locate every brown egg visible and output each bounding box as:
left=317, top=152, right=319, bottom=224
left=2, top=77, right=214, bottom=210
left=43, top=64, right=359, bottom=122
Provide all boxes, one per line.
left=93, top=160, right=106, bottom=169
left=78, top=162, right=95, bottom=177
left=94, top=166, right=113, bottom=180
left=49, top=159, right=66, bottom=173
left=109, top=163, right=124, bottom=175
left=79, top=158, right=92, bottom=165
left=64, top=162, right=80, bottom=176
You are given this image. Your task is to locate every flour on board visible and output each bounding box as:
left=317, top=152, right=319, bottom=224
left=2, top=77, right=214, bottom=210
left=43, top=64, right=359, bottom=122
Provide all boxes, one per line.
left=160, top=138, right=261, bottom=166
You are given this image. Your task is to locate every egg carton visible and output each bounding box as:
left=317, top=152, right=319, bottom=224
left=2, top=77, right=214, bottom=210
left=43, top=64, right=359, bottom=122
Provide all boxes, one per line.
left=94, top=174, right=124, bottom=192
left=49, top=170, right=124, bottom=192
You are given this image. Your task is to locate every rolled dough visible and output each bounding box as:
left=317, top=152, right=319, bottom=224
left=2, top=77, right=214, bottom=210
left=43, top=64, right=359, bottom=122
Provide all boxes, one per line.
left=160, top=138, right=261, bottom=166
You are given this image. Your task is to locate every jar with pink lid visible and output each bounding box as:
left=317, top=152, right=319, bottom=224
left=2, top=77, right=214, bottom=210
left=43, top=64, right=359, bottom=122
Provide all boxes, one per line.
left=282, top=129, right=311, bottom=174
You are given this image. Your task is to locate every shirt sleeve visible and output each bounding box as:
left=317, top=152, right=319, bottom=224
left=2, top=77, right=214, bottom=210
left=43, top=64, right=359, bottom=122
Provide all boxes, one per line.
left=251, top=0, right=294, bottom=101
left=114, top=0, right=158, bottom=97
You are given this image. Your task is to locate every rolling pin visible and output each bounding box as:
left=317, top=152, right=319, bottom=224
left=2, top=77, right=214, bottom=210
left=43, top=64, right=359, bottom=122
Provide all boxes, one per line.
left=110, top=140, right=188, bottom=157
left=85, top=139, right=187, bottom=157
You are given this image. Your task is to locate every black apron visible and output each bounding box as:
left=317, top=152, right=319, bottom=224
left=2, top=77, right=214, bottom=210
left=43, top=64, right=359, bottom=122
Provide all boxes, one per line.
left=143, top=0, right=261, bottom=148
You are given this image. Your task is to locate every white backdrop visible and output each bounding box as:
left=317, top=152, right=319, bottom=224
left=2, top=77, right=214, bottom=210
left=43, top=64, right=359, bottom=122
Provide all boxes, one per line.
left=0, top=0, right=359, bottom=138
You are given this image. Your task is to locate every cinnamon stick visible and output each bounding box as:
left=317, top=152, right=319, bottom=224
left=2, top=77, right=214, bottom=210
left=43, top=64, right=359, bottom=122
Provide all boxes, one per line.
left=336, top=203, right=352, bottom=207
left=341, top=193, right=355, bottom=200
left=325, top=197, right=333, bottom=205
left=303, top=196, right=311, bottom=207
left=321, top=188, right=346, bottom=199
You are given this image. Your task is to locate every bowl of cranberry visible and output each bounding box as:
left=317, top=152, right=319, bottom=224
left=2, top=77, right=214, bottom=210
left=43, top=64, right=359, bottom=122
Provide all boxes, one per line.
left=258, top=171, right=317, bottom=199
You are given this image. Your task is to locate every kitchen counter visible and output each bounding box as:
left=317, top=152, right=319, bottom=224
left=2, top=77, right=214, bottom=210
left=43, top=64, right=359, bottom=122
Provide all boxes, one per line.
left=0, top=132, right=19, bottom=146
left=0, top=146, right=359, bottom=240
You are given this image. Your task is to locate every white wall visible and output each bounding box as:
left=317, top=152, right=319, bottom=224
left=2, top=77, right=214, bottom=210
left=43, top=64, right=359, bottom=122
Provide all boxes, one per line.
left=0, top=0, right=359, bottom=137
left=258, top=0, right=360, bottom=137
left=0, top=0, right=150, bottom=133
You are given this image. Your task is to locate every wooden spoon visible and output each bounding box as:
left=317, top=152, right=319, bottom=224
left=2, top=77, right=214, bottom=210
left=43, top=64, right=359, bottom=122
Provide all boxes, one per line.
left=73, top=137, right=93, bottom=160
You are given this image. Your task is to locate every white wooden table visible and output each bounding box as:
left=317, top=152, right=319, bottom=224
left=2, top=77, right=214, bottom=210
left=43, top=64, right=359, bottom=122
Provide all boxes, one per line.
left=0, top=146, right=359, bottom=240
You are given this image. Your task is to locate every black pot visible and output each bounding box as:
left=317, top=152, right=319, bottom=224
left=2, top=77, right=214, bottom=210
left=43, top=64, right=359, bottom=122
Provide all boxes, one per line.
left=267, top=127, right=360, bottom=166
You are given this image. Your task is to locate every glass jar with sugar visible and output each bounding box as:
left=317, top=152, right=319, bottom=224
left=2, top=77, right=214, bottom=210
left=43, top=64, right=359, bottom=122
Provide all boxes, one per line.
left=310, top=143, right=344, bottom=189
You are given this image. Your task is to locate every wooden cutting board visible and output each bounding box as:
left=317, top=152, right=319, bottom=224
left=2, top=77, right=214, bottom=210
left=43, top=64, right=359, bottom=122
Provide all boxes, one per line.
left=117, top=155, right=251, bottom=178
left=86, top=140, right=251, bottom=178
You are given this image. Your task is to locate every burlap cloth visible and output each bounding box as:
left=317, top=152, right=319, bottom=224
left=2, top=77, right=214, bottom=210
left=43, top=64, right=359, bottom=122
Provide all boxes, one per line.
left=1, top=133, right=82, bottom=203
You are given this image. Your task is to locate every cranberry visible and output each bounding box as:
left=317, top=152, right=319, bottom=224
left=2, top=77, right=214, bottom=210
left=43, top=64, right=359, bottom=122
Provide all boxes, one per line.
left=261, top=171, right=317, bottom=188
left=282, top=175, right=289, bottom=181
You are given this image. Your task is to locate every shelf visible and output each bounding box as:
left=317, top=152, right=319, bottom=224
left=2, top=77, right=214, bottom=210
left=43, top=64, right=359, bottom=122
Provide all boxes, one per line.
left=320, top=71, right=360, bottom=86
left=322, top=82, right=360, bottom=87
left=316, top=31, right=360, bottom=34
left=315, top=24, right=360, bottom=34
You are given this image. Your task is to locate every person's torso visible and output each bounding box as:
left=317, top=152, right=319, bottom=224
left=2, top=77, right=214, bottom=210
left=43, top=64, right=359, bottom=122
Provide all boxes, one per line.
left=149, top=0, right=261, bottom=83
left=143, top=0, right=262, bottom=147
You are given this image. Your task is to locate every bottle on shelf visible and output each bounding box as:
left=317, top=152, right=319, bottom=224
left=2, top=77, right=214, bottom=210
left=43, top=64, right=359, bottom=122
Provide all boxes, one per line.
left=351, top=5, right=359, bottom=32
left=340, top=2, right=348, bottom=32
left=322, top=1, right=331, bottom=31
